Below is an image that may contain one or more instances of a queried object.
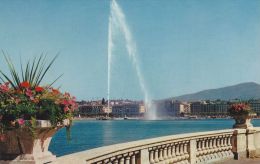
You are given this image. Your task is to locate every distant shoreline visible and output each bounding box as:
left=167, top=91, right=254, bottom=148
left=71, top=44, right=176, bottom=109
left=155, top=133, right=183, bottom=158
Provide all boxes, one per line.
left=73, top=116, right=260, bottom=121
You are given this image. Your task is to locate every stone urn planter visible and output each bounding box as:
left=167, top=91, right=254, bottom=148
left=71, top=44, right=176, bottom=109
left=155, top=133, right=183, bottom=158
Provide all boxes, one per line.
left=232, top=113, right=256, bottom=129
left=0, top=120, right=67, bottom=164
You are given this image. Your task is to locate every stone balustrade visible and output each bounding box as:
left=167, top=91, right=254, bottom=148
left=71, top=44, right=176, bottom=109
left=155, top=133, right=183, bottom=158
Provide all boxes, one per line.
left=56, top=128, right=260, bottom=164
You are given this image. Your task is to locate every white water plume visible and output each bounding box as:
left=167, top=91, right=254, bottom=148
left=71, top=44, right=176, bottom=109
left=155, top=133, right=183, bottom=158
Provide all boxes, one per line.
left=108, top=0, right=156, bottom=119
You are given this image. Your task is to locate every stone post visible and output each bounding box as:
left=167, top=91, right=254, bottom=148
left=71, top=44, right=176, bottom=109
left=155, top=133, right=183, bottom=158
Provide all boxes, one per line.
left=140, top=149, right=150, bottom=164
left=189, top=139, right=197, bottom=164
left=232, top=129, right=247, bottom=160
left=247, top=129, right=257, bottom=158
left=253, top=128, right=260, bottom=157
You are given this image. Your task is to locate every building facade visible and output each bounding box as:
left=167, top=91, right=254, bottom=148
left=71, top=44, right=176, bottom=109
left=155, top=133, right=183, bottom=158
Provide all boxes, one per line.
left=190, top=101, right=229, bottom=116
left=111, top=103, right=142, bottom=117
left=78, top=105, right=107, bottom=117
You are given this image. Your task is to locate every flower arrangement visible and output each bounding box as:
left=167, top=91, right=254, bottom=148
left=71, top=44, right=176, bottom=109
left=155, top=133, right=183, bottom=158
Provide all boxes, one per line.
left=228, top=103, right=253, bottom=117
left=0, top=54, right=77, bottom=140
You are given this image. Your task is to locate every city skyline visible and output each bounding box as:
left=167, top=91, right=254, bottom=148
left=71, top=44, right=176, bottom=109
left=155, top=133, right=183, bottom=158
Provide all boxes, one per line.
left=0, top=0, right=260, bottom=101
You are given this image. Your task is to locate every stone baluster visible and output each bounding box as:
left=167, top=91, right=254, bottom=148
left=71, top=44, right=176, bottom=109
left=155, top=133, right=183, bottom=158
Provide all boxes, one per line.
left=183, top=142, right=188, bottom=161
left=213, top=136, right=218, bottom=158
left=227, top=135, right=232, bottom=148
left=159, top=147, right=164, bottom=161
left=125, top=156, right=130, bottom=164
left=217, top=136, right=223, bottom=158
left=163, top=146, right=168, bottom=161
left=149, top=150, right=155, bottom=164
left=179, top=142, right=184, bottom=161
left=110, top=157, right=118, bottom=164
left=175, top=143, right=180, bottom=162
left=184, top=142, right=189, bottom=159
left=131, top=154, right=136, bottom=164
left=196, top=139, right=202, bottom=162
left=201, top=139, right=205, bottom=153
left=171, top=144, right=177, bottom=163
left=208, top=137, right=215, bottom=160
left=224, top=136, right=230, bottom=157
left=208, top=138, right=213, bottom=160
left=104, top=159, right=110, bottom=164
left=216, top=136, right=220, bottom=148
left=221, top=136, right=227, bottom=158
left=204, top=138, right=209, bottom=154
left=227, top=135, right=233, bottom=156
left=119, top=157, right=124, bottom=164
left=208, top=138, right=213, bottom=153
left=212, top=137, right=217, bottom=152
left=197, top=139, right=201, bottom=153
left=166, top=144, right=172, bottom=163
left=223, top=136, right=227, bottom=150
left=114, top=159, right=119, bottom=164
left=202, top=139, right=208, bottom=161
left=154, top=149, right=159, bottom=163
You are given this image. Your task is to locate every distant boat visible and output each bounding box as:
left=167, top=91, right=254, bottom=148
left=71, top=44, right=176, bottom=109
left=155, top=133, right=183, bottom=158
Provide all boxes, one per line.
left=188, top=116, right=198, bottom=119
left=96, top=116, right=111, bottom=120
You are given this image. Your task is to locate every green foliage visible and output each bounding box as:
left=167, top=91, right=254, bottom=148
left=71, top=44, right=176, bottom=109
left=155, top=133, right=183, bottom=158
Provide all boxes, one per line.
left=0, top=54, right=78, bottom=142
left=0, top=52, right=62, bottom=89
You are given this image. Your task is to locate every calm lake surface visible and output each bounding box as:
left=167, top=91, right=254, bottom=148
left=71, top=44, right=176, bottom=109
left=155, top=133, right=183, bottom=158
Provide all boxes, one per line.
left=49, top=119, right=260, bottom=157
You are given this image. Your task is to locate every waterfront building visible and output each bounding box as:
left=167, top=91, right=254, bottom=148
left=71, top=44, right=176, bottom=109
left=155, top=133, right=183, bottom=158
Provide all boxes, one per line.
left=248, top=100, right=260, bottom=115
left=78, top=105, right=107, bottom=117
left=111, top=103, right=142, bottom=117
left=190, top=101, right=229, bottom=116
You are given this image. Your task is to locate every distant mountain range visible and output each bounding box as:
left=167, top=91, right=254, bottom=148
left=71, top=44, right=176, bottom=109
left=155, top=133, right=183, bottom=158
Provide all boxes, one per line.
left=172, top=82, right=260, bottom=101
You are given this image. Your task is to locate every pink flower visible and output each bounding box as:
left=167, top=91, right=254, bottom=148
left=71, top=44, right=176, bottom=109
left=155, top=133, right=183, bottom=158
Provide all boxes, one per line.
left=64, top=106, right=70, bottom=112
left=0, top=82, right=9, bottom=92
left=25, top=89, right=33, bottom=97
left=17, top=119, right=25, bottom=125
left=0, top=134, right=6, bottom=142
left=62, top=100, right=70, bottom=106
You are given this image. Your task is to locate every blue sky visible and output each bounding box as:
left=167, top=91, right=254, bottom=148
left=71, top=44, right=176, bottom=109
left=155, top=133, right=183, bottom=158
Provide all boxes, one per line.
left=0, top=0, right=260, bottom=101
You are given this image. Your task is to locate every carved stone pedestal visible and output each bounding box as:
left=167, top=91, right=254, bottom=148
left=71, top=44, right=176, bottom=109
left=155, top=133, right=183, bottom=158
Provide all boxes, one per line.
left=0, top=120, right=60, bottom=164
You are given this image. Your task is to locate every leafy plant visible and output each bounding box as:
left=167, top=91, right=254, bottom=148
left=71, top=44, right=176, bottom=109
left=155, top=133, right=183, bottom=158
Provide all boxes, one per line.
left=0, top=54, right=77, bottom=140
left=0, top=52, right=62, bottom=89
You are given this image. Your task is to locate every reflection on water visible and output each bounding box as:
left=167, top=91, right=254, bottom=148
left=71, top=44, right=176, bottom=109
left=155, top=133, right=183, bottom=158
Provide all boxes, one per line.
left=101, top=121, right=114, bottom=145
left=49, top=119, right=260, bottom=157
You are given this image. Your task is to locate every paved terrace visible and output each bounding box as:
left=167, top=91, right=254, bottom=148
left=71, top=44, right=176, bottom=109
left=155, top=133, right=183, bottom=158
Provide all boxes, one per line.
left=57, top=127, right=260, bottom=164
left=221, top=158, right=260, bottom=164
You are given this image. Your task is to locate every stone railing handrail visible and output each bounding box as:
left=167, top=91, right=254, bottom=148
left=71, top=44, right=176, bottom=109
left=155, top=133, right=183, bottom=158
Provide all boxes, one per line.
left=57, top=128, right=260, bottom=164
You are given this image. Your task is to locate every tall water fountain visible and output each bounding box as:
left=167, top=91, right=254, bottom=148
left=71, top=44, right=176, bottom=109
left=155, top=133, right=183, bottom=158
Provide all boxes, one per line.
left=107, top=0, right=157, bottom=119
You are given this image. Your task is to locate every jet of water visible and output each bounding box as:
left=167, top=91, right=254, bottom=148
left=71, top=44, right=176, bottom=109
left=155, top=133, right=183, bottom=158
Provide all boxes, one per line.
left=108, top=0, right=157, bottom=119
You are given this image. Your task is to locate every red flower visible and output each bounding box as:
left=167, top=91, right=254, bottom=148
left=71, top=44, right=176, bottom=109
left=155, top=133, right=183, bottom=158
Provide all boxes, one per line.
left=20, top=81, right=30, bottom=88
left=35, top=86, right=44, bottom=92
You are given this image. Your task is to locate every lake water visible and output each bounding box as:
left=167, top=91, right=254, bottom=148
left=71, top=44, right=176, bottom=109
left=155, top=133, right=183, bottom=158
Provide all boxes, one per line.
left=49, top=119, right=260, bottom=157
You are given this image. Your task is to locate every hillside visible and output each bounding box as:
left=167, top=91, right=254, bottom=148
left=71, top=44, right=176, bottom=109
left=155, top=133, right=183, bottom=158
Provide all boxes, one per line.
left=173, top=82, right=260, bottom=101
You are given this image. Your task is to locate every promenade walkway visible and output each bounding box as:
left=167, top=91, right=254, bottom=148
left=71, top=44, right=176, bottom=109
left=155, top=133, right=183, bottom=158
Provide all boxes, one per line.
left=221, top=158, right=260, bottom=164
